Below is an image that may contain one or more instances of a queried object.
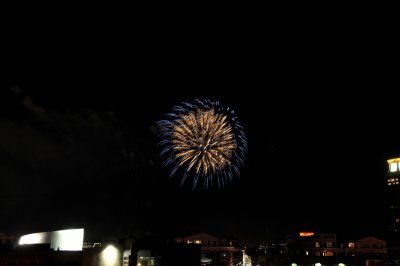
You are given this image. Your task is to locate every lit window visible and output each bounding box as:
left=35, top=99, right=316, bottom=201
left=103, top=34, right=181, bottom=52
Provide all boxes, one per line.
left=315, top=242, right=320, bottom=247
left=388, top=178, right=400, bottom=186
left=326, top=242, right=332, bottom=247
left=325, top=251, right=334, bottom=256
left=390, top=162, right=398, bottom=172
left=348, top=242, right=355, bottom=248
left=195, top=240, right=201, bottom=244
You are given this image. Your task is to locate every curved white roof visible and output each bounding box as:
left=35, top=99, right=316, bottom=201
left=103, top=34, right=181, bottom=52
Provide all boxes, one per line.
left=19, top=228, right=84, bottom=251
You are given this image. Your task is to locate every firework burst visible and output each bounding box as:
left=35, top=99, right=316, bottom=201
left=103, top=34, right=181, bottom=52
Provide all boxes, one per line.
left=157, top=99, right=247, bottom=189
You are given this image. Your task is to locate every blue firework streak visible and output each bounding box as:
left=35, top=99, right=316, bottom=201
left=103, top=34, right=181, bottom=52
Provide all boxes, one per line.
left=157, top=99, right=247, bottom=189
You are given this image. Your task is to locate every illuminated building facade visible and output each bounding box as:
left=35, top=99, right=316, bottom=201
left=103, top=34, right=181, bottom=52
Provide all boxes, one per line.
left=386, top=158, right=400, bottom=264
left=286, top=232, right=339, bottom=257
left=285, top=232, right=387, bottom=265
left=18, top=228, right=84, bottom=251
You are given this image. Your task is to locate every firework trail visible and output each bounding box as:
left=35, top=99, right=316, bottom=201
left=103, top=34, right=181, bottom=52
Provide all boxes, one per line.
left=157, top=99, right=247, bottom=189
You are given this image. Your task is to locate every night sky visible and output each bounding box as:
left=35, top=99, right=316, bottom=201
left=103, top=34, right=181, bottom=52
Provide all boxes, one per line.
left=2, top=16, right=398, bottom=246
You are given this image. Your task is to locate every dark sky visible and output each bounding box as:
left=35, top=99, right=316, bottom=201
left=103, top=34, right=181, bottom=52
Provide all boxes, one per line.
left=1, top=16, right=398, bottom=246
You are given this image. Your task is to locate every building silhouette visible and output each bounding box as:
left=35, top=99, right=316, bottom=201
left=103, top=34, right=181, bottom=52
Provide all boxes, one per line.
left=0, top=233, right=15, bottom=246
left=174, top=232, right=243, bottom=266
left=129, top=233, right=202, bottom=266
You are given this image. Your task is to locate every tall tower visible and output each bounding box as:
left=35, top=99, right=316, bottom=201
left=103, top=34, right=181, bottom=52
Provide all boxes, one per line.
left=386, top=157, right=400, bottom=264
left=387, top=158, right=400, bottom=232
